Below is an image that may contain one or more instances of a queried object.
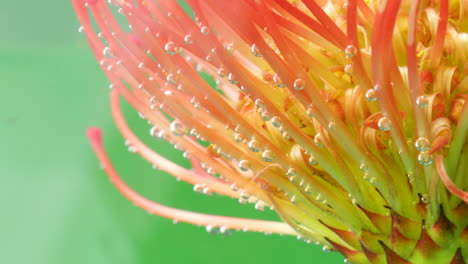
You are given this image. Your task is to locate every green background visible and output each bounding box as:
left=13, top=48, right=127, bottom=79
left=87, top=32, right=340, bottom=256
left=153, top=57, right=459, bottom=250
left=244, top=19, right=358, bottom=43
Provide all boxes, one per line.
left=1, top=1, right=344, bottom=263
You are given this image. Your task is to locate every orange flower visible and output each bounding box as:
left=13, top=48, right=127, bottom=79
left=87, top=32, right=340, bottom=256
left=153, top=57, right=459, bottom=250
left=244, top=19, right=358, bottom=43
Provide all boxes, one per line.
left=75, top=0, right=468, bottom=262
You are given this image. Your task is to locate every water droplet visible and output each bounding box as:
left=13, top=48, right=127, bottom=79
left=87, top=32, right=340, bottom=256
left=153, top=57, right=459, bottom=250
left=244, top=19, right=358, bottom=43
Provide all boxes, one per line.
left=306, top=106, right=315, bottom=117
left=169, top=121, right=186, bottom=136
left=377, top=117, right=392, bottom=131
left=363, top=173, right=370, bottom=181
left=230, top=184, right=239, bottom=191
left=190, top=97, right=201, bottom=109
left=369, top=177, right=377, bottom=185
left=328, top=122, right=336, bottom=130
left=293, top=78, right=305, bottom=90
left=416, top=95, right=428, bottom=108
left=206, top=225, right=220, bottom=235
left=261, top=111, right=271, bottom=121
left=254, top=99, right=265, bottom=108
left=407, top=171, right=415, bottom=184
left=344, top=64, right=353, bottom=75
left=271, top=116, right=281, bottom=127
left=226, top=43, right=234, bottom=51
left=308, top=155, right=318, bottom=165
left=262, top=150, right=275, bottom=162
left=184, top=34, right=193, bottom=44
left=202, top=186, right=212, bottom=195
left=359, top=163, right=368, bottom=172
left=200, top=26, right=209, bottom=35
left=166, top=73, right=177, bottom=84
left=78, top=25, right=85, bottom=33
left=365, top=89, right=377, bottom=102
left=238, top=160, right=250, bottom=171
left=415, top=137, right=431, bottom=152
left=234, top=133, right=246, bottom=143
left=217, top=67, right=227, bottom=78
left=219, top=226, right=233, bottom=236
left=193, top=184, right=203, bottom=193
left=421, top=194, right=429, bottom=203
left=289, top=175, right=298, bottom=183
left=248, top=139, right=261, bottom=152
left=418, top=152, right=433, bottom=166
left=255, top=201, right=265, bottom=211
left=102, top=47, right=113, bottom=58
left=250, top=43, right=262, bottom=57
left=282, top=131, right=291, bottom=140
left=227, top=73, right=238, bottom=84
left=240, top=191, right=251, bottom=200
left=345, top=45, right=357, bottom=58
left=290, top=195, right=297, bottom=204
left=273, top=74, right=286, bottom=88
left=287, top=168, right=296, bottom=176
left=164, top=41, right=178, bottom=55
left=314, top=133, right=325, bottom=147
left=138, top=62, right=145, bottom=69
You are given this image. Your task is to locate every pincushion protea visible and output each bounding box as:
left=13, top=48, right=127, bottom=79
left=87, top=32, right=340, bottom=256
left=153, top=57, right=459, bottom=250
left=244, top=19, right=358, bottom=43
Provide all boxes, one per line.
left=74, top=0, right=468, bottom=262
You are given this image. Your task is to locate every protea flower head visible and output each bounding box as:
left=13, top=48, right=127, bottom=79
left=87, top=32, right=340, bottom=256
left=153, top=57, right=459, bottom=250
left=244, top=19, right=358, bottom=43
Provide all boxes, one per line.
left=74, top=0, right=468, bottom=262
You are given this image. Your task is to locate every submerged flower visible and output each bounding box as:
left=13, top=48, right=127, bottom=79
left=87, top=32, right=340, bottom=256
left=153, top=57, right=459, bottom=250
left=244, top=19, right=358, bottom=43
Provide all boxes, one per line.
left=75, top=0, right=468, bottom=262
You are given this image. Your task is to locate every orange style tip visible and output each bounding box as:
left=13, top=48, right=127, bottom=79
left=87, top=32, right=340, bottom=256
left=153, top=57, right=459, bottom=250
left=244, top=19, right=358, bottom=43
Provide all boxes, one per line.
left=86, top=127, right=103, bottom=144
left=428, top=136, right=450, bottom=154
